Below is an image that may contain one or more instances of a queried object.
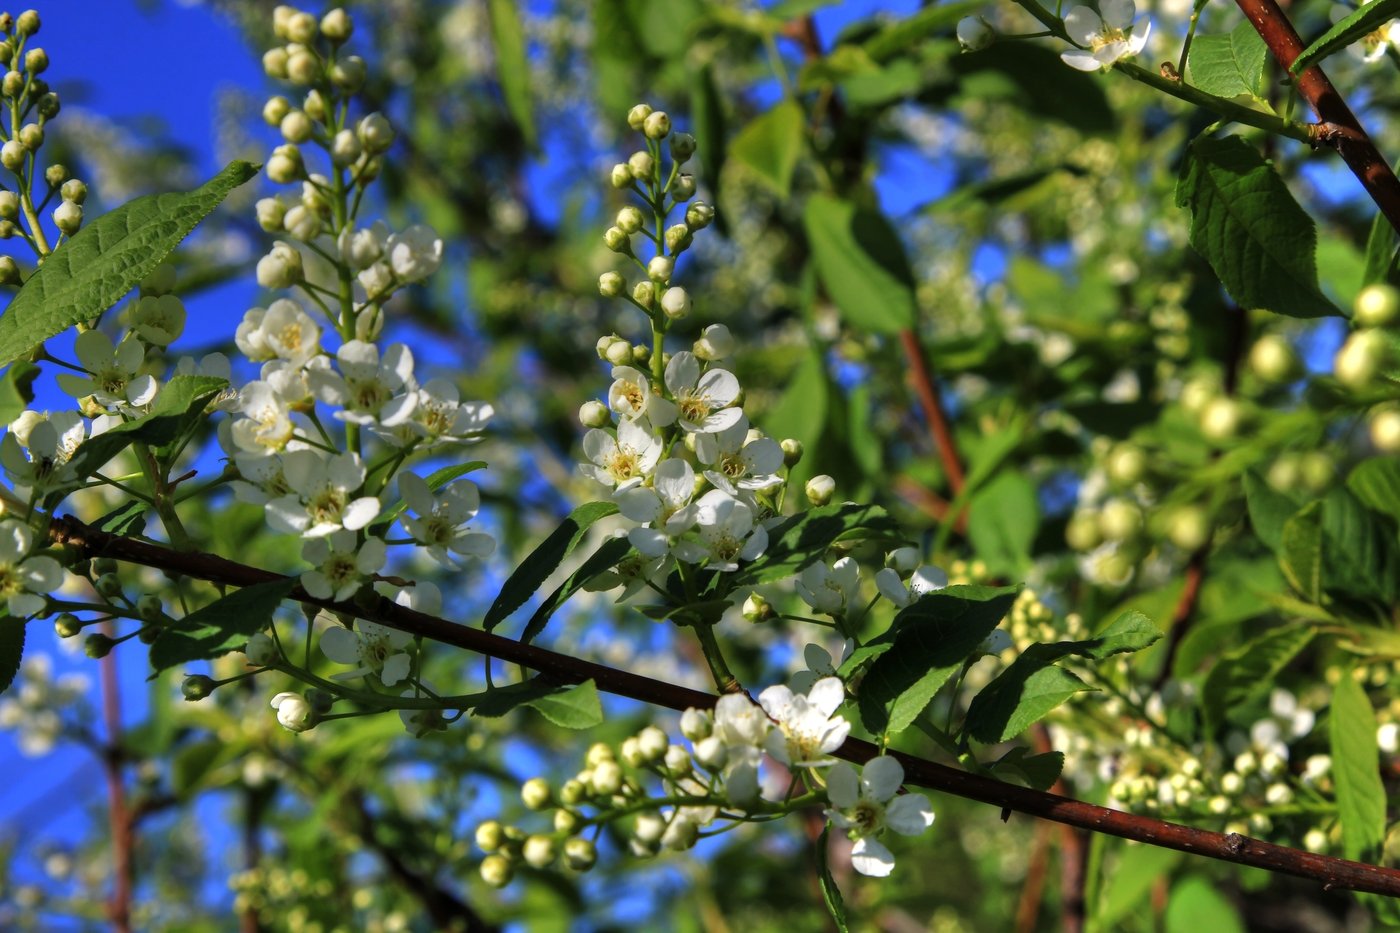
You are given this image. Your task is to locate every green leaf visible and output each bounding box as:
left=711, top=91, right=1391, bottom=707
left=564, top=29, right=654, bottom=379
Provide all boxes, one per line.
left=486, top=0, right=536, bottom=150
left=0, top=360, right=38, bottom=425
left=1175, top=134, right=1339, bottom=318
left=520, top=536, right=634, bottom=644
left=1348, top=457, right=1400, bottom=523
left=861, top=0, right=983, bottom=62
left=816, top=827, right=852, bottom=932
left=1361, top=210, right=1400, bottom=289
left=858, top=585, right=1020, bottom=737
left=763, top=342, right=828, bottom=491
left=1330, top=672, right=1386, bottom=862
left=1292, top=0, right=1400, bottom=74
left=1186, top=21, right=1268, bottom=99
left=483, top=501, right=619, bottom=632
left=172, top=738, right=241, bottom=799
left=690, top=65, right=728, bottom=235
left=967, top=470, right=1038, bottom=576
left=729, top=101, right=804, bottom=198
left=523, top=679, right=603, bottom=729
left=1243, top=470, right=1303, bottom=552
left=1279, top=501, right=1323, bottom=601
left=0, top=615, right=21, bottom=696
left=0, top=161, right=258, bottom=367
left=732, top=502, right=901, bottom=586
left=1094, top=843, right=1181, bottom=928
left=67, top=375, right=228, bottom=480
left=991, top=747, right=1064, bottom=791
left=951, top=44, right=1115, bottom=134
left=149, top=579, right=297, bottom=674
left=803, top=193, right=916, bottom=335
left=1200, top=624, right=1312, bottom=734
left=1164, top=874, right=1246, bottom=933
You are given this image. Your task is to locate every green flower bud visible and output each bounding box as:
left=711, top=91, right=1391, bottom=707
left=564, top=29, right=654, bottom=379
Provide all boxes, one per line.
left=136, top=594, right=164, bottom=622
left=34, top=91, right=58, bottom=119
left=15, top=10, right=39, bottom=37
left=330, top=128, right=360, bottom=166
left=1371, top=408, right=1400, bottom=452
left=669, top=173, right=696, bottom=201
left=1097, top=499, right=1142, bottom=542
left=480, top=854, right=513, bottom=888
left=1104, top=443, right=1146, bottom=487
left=627, top=103, right=653, bottom=130
left=286, top=11, right=318, bottom=44
left=262, top=95, right=291, bottom=126
left=45, top=164, right=67, bottom=188
left=643, top=110, right=670, bottom=139
left=632, top=280, right=655, bottom=309
left=805, top=474, right=835, bottom=506
left=17, top=122, right=40, bottom=151
left=1247, top=334, right=1298, bottom=383
left=474, top=820, right=504, bottom=852
left=266, top=144, right=303, bottom=184
left=262, top=47, right=289, bottom=80
left=285, top=49, right=319, bottom=85
left=602, top=225, right=630, bottom=253
left=558, top=779, right=585, bottom=806
left=94, top=558, right=119, bottom=575
left=303, top=89, right=327, bottom=122
left=0, top=139, right=23, bottom=171
left=579, top=400, right=610, bottom=428
left=95, top=572, right=122, bottom=598
left=598, top=270, right=625, bottom=297
left=0, top=219, right=17, bottom=239
left=1, top=70, right=21, bottom=99
left=631, top=344, right=650, bottom=364
left=1354, top=283, right=1400, bottom=328
left=84, top=632, right=114, bottom=659
left=23, top=47, right=45, bottom=74
left=685, top=201, right=714, bottom=229
left=521, top=777, right=552, bottom=810
left=181, top=674, right=216, bottom=701
left=330, top=55, right=366, bottom=91
left=0, top=190, right=17, bottom=219
left=664, top=224, right=691, bottom=253
left=355, top=154, right=382, bottom=184
left=670, top=132, right=696, bottom=162
left=605, top=337, right=633, bottom=365
left=553, top=808, right=579, bottom=834
left=1335, top=329, right=1387, bottom=389
left=522, top=835, right=556, bottom=869
left=0, top=41, right=12, bottom=67
left=280, top=110, right=313, bottom=144
left=53, top=612, right=81, bottom=638
left=563, top=837, right=596, bottom=872
left=0, top=254, right=19, bottom=286
left=660, top=286, right=689, bottom=320
left=305, top=688, right=334, bottom=714
left=742, top=593, right=773, bottom=622
left=610, top=162, right=633, bottom=188
left=1198, top=396, right=1244, bottom=442
left=52, top=199, right=81, bottom=236
left=27, top=77, right=45, bottom=98
left=358, top=112, right=394, bottom=153
left=1166, top=504, right=1211, bottom=552
left=780, top=437, right=803, bottom=466
left=615, top=205, right=644, bottom=234
left=627, top=150, right=655, bottom=180
left=321, top=8, right=353, bottom=42
left=1064, top=510, right=1102, bottom=552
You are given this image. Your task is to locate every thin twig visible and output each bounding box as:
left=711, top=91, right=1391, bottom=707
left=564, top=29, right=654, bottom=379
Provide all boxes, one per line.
left=47, top=514, right=1400, bottom=899
left=900, top=329, right=967, bottom=497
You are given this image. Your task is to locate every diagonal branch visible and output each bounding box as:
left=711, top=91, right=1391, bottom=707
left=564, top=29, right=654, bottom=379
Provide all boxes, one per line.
left=47, top=513, right=1400, bottom=899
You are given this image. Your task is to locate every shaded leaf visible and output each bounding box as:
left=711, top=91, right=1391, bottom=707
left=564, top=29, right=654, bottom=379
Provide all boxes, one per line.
left=1292, top=0, right=1400, bottom=74
left=1330, top=672, right=1386, bottom=862
left=68, top=375, right=228, bottom=480
left=729, top=101, right=804, bottom=198
left=1165, top=874, right=1246, bottom=933
left=0, top=614, right=21, bottom=696
left=524, top=679, right=603, bottom=729
left=1243, top=469, right=1303, bottom=552
left=521, top=536, right=635, bottom=644
left=816, top=827, right=851, bottom=932
left=804, top=193, right=916, bottom=334
left=0, top=361, right=38, bottom=425
left=967, top=470, right=1038, bottom=576
left=486, top=0, right=537, bottom=150
left=1279, top=501, right=1323, bottom=601
left=1201, top=624, right=1312, bottom=734
left=732, top=502, right=901, bottom=586
left=1348, top=457, right=1400, bottom=523
left=483, top=502, right=619, bottom=632
left=149, top=579, right=297, bottom=674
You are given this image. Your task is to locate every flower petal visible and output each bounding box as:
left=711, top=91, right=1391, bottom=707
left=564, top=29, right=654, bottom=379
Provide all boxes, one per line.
left=860, top=755, right=906, bottom=802
left=886, top=794, right=936, bottom=835
left=850, top=836, right=896, bottom=877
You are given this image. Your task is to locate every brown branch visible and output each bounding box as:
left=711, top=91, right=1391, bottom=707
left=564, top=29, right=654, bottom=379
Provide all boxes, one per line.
left=47, top=514, right=1400, bottom=899
left=900, top=329, right=967, bottom=497
left=1237, top=0, right=1400, bottom=235
left=98, top=621, right=134, bottom=933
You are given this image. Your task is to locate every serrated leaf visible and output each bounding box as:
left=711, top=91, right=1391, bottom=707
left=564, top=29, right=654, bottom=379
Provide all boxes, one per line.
left=0, top=161, right=258, bottom=367
left=523, top=679, right=603, bottom=729
left=1348, top=457, right=1400, bottom=523
left=483, top=501, right=619, bottom=632
left=1330, top=672, right=1386, bottom=862
left=521, top=536, right=635, bottom=644
left=148, top=579, right=296, bottom=674
left=732, top=502, right=900, bottom=586
left=816, top=827, right=851, bottom=932
left=1243, top=469, right=1303, bottom=552
left=1279, top=501, right=1323, bottom=601
left=486, top=0, right=536, bottom=150
left=0, top=361, right=37, bottom=425
left=967, top=470, right=1038, bottom=576
left=991, top=747, right=1065, bottom=791
left=1187, top=21, right=1268, bottom=98
left=1175, top=135, right=1338, bottom=318
left=0, top=615, right=21, bottom=696
left=1292, top=0, right=1400, bottom=74
left=1201, top=624, right=1313, bottom=734
left=729, top=101, right=804, bottom=198
left=804, top=193, right=916, bottom=335
left=67, top=375, right=228, bottom=480
left=858, top=585, right=1020, bottom=737
left=1362, top=211, right=1400, bottom=289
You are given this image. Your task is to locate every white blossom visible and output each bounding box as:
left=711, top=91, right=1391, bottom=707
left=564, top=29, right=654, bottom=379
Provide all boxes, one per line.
left=386, top=224, right=443, bottom=281
left=694, top=416, right=784, bottom=497
left=270, top=691, right=317, bottom=732
left=398, top=473, right=495, bottom=567
left=579, top=418, right=662, bottom=488
left=228, top=381, right=298, bottom=455
left=607, top=365, right=677, bottom=426
left=791, top=639, right=854, bottom=694
left=300, top=529, right=387, bottom=601
left=616, top=458, right=699, bottom=557
left=759, top=677, right=850, bottom=767
left=825, top=756, right=935, bottom=877
left=0, top=520, right=62, bottom=616
left=664, top=352, right=742, bottom=435
left=55, top=330, right=157, bottom=408
left=267, top=450, right=380, bottom=537
left=321, top=618, right=414, bottom=685
left=676, top=489, right=767, bottom=571
left=1061, top=0, right=1150, bottom=71
left=796, top=557, right=861, bottom=615
left=875, top=564, right=949, bottom=608
left=0, top=411, right=86, bottom=497
left=310, top=340, right=418, bottom=428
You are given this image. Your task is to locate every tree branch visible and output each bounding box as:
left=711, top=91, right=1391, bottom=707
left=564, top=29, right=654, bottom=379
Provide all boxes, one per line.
left=99, top=621, right=134, bottom=933
left=47, top=514, right=1400, bottom=899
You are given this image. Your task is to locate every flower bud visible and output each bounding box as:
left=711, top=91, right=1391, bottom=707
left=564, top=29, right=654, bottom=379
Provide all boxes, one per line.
left=781, top=437, right=803, bottom=466
left=643, top=110, right=671, bottom=139
left=1372, top=408, right=1400, bottom=452
left=15, top=10, right=39, bottom=37
left=53, top=613, right=80, bottom=638
left=286, top=11, right=318, bottom=44
left=35, top=91, right=58, bottom=119
left=522, top=835, right=556, bottom=869
left=181, top=674, right=216, bottom=701
left=620, top=735, right=644, bottom=767
left=255, top=196, right=287, bottom=232
left=59, top=178, right=86, bottom=204
left=634, top=812, right=665, bottom=845
left=956, top=16, right=995, bottom=51
left=616, top=205, right=644, bottom=234
left=1104, top=443, right=1146, bottom=487
left=605, top=339, right=634, bottom=367
left=17, top=123, right=39, bottom=152
left=598, top=270, right=625, bottom=297
left=647, top=255, right=673, bottom=283
left=480, top=854, right=513, bottom=888
left=1, top=71, right=21, bottom=99
left=627, top=150, right=655, bottom=180
left=282, top=204, right=321, bottom=241
left=805, top=474, right=836, bottom=506
left=358, top=112, right=395, bottom=153
left=558, top=779, right=585, bottom=806
left=257, top=240, right=305, bottom=289
left=1354, top=283, right=1400, bottom=327
left=21, top=45, right=47, bottom=75
left=664, top=744, right=692, bottom=774
left=262, top=47, right=290, bottom=80
left=1097, top=499, right=1142, bottom=542
left=679, top=708, right=712, bottom=741
left=742, top=593, right=773, bottom=622
left=579, top=399, right=610, bottom=428
left=0, top=139, right=24, bottom=171
left=627, top=103, right=653, bottom=130
left=0, top=255, right=17, bottom=286
left=692, top=735, right=727, bottom=770
left=0, top=190, right=17, bottom=220
left=636, top=725, right=667, bottom=761
left=563, top=837, right=597, bottom=871
left=660, top=226, right=689, bottom=256
left=670, top=132, right=696, bottom=162
left=475, top=820, right=504, bottom=852
left=1198, top=396, right=1243, bottom=442
left=0, top=40, right=11, bottom=66
left=245, top=631, right=276, bottom=666
left=0, top=220, right=18, bottom=239
left=321, top=8, right=353, bottom=43
left=669, top=174, right=696, bottom=201
left=610, top=162, right=634, bottom=189
left=261, top=97, right=290, bottom=128
left=1335, top=329, right=1387, bottom=388
left=1247, top=334, right=1298, bottom=383
left=631, top=344, right=650, bottom=364
left=521, top=777, right=552, bottom=810
left=280, top=110, right=313, bottom=144
left=553, top=809, right=579, bottom=833
left=590, top=759, right=623, bottom=796
left=1166, top=505, right=1211, bottom=551
left=286, top=49, right=319, bottom=85
left=1064, top=510, right=1101, bottom=551
left=662, top=816, right=698, bottom=851
left=302, top=89, right=328, bottom=122
left=84, top=633, right=114, bottom=659
left=631, top=280, right=655, bottom=310
left=331, top=55, right=367, bottom=91
left=266, top=144, right=303, bottom=184
left=685, top=201, right=714, bottom=229
left=330, top=128, right=360, bottom=166
left=586, top=742, right=615, bottom=767
left=355, top=154, right=383, bottom=183
left=693, top=323, right=733, bottom=361
left=136, top=594, right=164, bottom=622
left=602, top=225, right=630, bottom=253
left=660, top=285, right=689, bottom=319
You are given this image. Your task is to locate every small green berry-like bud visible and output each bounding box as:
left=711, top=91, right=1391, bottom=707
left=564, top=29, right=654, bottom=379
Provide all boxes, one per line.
left=558, top=779, right=585, bottom=806
left=181, top=674, right=216, bottom=701
left=94, top=557, right=119, bottom=575
left=136, top=594, right=164, bottom=622
left=669, top=174, right=696, bottom=201
left=330, top=55, right=367, bottom=91
left=591, top=760, right=623, bottom=796
left=685, top=201, right=714, bottom=229
left=474, top=820, right=504, bottom=852
left=23, top=47, right=45, bottom=74
left=579, top=399, right=610, bottom=428
left=742, top=593, right=774, bottom=622
left=647, top=255, right=673, bottom=283
left=358, top=112, right=395, bottom=153
left=631, top=280, right=655, bottom=310
left=1354, top=283, right=1400, bottom=327
left=0, top=41, right=12, bottom=67
left=627, top=103, right=653, bottom=130
left=694, top=323, right=734, bottom=361
left=1372, top=408, right=1400, bottom=452
left=280, top=110, right=313, bottom=144
left=1, top=71, right=22, bottom=99
left=303, top=89, right=327, bottom=122
left=266, top=144, right=303, bottom=184
left=598, top=270, right=625, bottom=297
left=480, top=854, right=513, bottom=888
left=553, top=808, right=579, bottom=834
left=262, top=95, right=291, bottom=126
left=586, top=742, right=615, bottom=766
left=660, top=286, right=689, bottom=320
left=670, top=132, right=696, bottom=162
left=321, top=8, right=354, bottom=43
left=286, top=11, right=318, bottom=44
left=627, top=150, right=655, bottom=180
left=664, top=224, right=691, bottom=253
left=1097, top=499, right=1142, bottom=542
left=1166, top=504, right=1211, bottom=552
left=35, top=91, right=58, bottom=119
left=1199, top=396, right=1243, bottom=442
left=0, top=139, right=24, bottom=171
left=95, top=572, right=122, bottom=598
left=255, top=196, right=287, bottom=233
left=1247, top=333, right=1299, bottom=383
left=805, top=474, right=836, bottom=506
left=602, top=225, right=630, bottom=253
left=0, top=190, right=18, bottom=219
left=0, top=219, right=18, bottom=239
left=1104, top=443, right=1146, bottom=487
left=1064, top=510, right=1102, bottom=552
left=636, top=725, right=667, bottom=761
left=84, top=633, right=115, bottom=659
left=286, top=49, right=319, bottom=85
left=46, top=164, right=69, bottom=188
left=53, top=199, right=82, bottom=236
left=615, top=205, right=644, bottom=234
left=563, top=837, right=597, bottom=872
left=605, top=337, right=634, bottom=365
left=631, top=344, right=650, bottom=364
left=1335, top=329, right=1386, bottom=388
left=330, top=128, right=360, bottom=166
left=679, top=708, right=712, bottom=741
left=610, top=162, right=633, bottom=189
left=257, top=240, right=305, bottom=289
left=17, top=122, right=41, bottom=151
left=956, top=15, right=995, bottom=51
left=780, top=437, right=803, bottom=466
left=520, top=777, right=552, bottom=810
left=643, top=110, right=671, bottom=139
left=15, top=10, right=39, bottom=37
left=53, top=613, right=81, bottom=638
left=0, top=255, right=19, bottom=286
left=262, top=47, right=289, bottom=80
left=522, top=835, right=556, bottom=869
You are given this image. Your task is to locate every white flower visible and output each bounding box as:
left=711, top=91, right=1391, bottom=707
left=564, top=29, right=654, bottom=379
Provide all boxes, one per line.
left=398, top=473, right=495, bottom=567
left=229, top=381, right=298, bottom=456
left=1061, top=0, right=1150, bottom=72
left=235, top=307, right=273, bottom=361
left=579, top=418, right=662, bottom=488
left=791, top=639, right=854, bottom=694
left=616, top=458, right=699, bottom=556
left=270, top=692, right=317, bottom=732
left=0, top=411, right=86, bottom=496
left=693, top=324, right=734, bottom=361
left=706, top=692, right=772, bottom=805
left=665, top=352, right=742, bottom=435
left=386, top=224, right=443, bottom=281
left=825, top=756, right=935, bottom=877
left=387, top=377, right=493, bottom=443
left=342, top=220, right=388, bottom=269
left=795, top=557, right=861, bottom=615
left=0, top=520, right=62, bottom=616
left=695, top=416, right=784, bottom=497
left=759, top=676, right=850, bottom=767
left=677, top=489, right=767, bottom=572
left=55, top=330, right=157, bottom=408
left=321, top=619, right=414, bottom=685
left=257, top=299, right=321, bottom=366
left=300, top=529, right=386, bottom=601
left=875, top=564, right=949, bottom=608
left=607, top=365, right=677, bottom=426
left=229, top=450, right=294, bottom=506
left=582, top=540, right=668, bottom=601
left=267, top=450, right=380, bottom=537
left=309, top=340, right=418, bottom=428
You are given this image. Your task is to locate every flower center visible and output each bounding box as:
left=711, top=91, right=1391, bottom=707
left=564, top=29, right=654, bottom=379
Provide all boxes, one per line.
left=678, top=389, right=712, bottom=425
left=308, top=489, right=348, bottom=524
left=851, top=800, right=885, bottom=835
left=605, top=446, right=641, bottom=481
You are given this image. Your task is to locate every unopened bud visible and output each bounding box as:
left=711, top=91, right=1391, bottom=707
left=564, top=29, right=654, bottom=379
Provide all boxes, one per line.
left=669, top=174, right=696, bottom=201
left=302, top=89, right=328, bottom=122
left=598, top=270, right=625, bottom=297
left=480, top=854, right=513, bottom=888
left=52, top=199, right=81, bottom=235
left=53, top=612, right=80, bottom=638
left=330, top=128, right=360, bottom=166
left=286, top=49, right=319, bottom=85
left=17, top=123, right=39, bottom=152
left=743, top=593, right=774, bottom=622
left=1355, top=283, right=1400, bottom=327
left=602, top=225, right=631, bottom=253
left=286, top=11, right=318, bottom=44
left=262, top=47, right=289, bottom=80
left=35, top=91, right=58, bottom=119
left=956, top=15, right=995, bottom=51
left=0, top=190, right=17, bottom=219
left=660, top=286, right=689, bottom=319
left=280, top=110, right=313, bottom=144
left=610, top=162, right=634, bottom=188
left=522, top=835, right=556, bottom=869
left=643, top=110, right=671, bottom=139
left=521, top=777, right=552, bottom=810
left=694, top=324, right=733, bottom=360
left=670, top=132, right=696, bottom=162
left=257, top=241, right=305, bottom=288
left=84, top=632, right=115, bottom=659
left=358, top=112, right=395, bottom=153
left=805, top=474, right=836, bottom=506
left=647, top=255, right=673, bottom=283
left=781, top=438, right=803, bottom=466
left=627, top=150, right=655, bottom=180
left=474, top=820, right=504, bottom=852
left=0, top=139, right=23, bottom=171
left=1, top=71, right=21, bottom=99
left=632, top=280, right=655, bottom=309
left=605, top=339, right=633, bottom=366
left=679, top=707, right=711, bottom=741
left=182, top=674, right=216, bottom=701
left=579, top=399, right=610, bottom=428
left=59, top=178, right=85, bottom=204
left=23, top=47, right=45, bottom=74
left=266, top=145, right=303, bottom=184
left=685, top=201, right=714, bottom=229
left=321, top=8, right=354, bottom=43
left=15, top=11, right=39, bottom=38
left=627, top=103, right=653, bottom=130
left=664, top=224, right=692, bottom=253
left=563, top=837, right=597, bottom=871
left=255, top=196, right=287, bottom=232
left=616, top=205, right=644, bottom=234
left=330, top=55, right=366, bottom=91
left=136, top=594, right=164, bottom=622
